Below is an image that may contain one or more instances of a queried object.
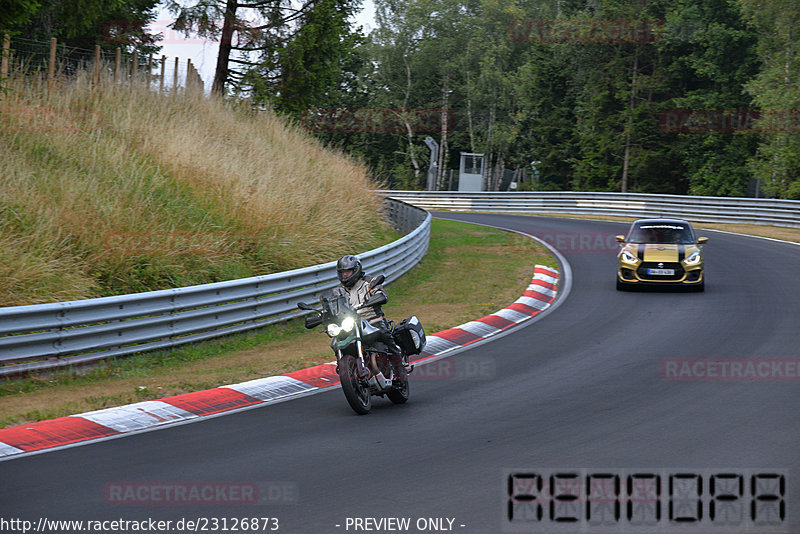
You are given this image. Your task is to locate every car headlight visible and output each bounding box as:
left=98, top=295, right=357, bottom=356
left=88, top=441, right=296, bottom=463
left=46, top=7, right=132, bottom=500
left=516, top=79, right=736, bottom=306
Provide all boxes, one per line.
left=341, top=316, right=356, bottom=333
left=684, top=251, right=702, bottom=266
left=620, top=250, right=639, bottom=264
left=327, top=323, right=342, bottom=337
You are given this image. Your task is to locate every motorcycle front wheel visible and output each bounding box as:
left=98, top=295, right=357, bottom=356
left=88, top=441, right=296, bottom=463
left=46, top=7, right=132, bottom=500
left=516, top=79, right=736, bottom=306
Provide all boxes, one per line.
left=339, top=355, right=371, bottom=415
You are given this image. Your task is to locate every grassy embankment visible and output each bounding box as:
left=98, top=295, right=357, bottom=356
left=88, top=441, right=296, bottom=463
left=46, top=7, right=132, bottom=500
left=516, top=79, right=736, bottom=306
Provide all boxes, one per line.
left=0, top=73, right=390, bottom=305
left=0, top=219, right=555, bottom=426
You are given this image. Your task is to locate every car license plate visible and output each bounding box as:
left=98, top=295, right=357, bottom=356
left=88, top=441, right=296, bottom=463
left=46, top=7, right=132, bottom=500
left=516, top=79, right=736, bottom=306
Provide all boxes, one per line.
left=648, top=268, right=675, bottom=276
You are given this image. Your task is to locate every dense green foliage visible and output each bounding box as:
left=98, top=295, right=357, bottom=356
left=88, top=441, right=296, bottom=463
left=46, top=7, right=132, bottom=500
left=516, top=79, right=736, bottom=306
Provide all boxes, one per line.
left=5, top=0, right=799, bottom=198
left=303, top=0, right=799, bottom=198
left=167, top=0, right=361, bottom=107
left=0, top=0, right=41, bottom=32
left=1, top=0, right=160, bottom=54
left=739, top=0, right=800, bottom=198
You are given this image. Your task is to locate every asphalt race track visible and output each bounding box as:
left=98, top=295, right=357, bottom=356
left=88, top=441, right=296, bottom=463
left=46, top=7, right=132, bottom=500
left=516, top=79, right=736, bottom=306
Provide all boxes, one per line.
left=1, top=213, right=798, bottom=534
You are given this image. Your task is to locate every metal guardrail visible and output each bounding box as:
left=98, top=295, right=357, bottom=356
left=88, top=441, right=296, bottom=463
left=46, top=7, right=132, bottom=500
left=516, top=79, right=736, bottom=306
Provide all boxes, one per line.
left=378, top=191, right=800, bottom=228
left=0, top=199, right=430, bottom=376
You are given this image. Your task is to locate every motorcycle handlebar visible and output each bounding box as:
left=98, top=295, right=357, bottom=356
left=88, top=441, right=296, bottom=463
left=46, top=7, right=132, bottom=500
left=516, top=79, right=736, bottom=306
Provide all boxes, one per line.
left=297, top=301, right=321, bottom=312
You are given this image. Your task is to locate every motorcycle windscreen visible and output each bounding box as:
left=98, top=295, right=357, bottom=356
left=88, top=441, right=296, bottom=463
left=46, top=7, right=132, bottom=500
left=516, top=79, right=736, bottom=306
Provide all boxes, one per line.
left=323, top=295, right=351, bottom=317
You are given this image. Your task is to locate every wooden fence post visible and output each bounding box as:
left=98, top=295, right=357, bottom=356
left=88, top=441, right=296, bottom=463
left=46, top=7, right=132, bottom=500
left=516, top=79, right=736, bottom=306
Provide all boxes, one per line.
left=1, top=34, right=10, bottom=80
left=173, top=57, right=178, bottom=93
left=93, top=45, right=100, bottom=87
left=188, top=60, right=201, bottom=95
left=131, top=49, right=138, bottom=82
left=159, top=56, right=165, bottom=93
left=186, top=58, right=192, bottom=96
left=114, top=47, right=121, bottom=83
left=47, top=37, right=56, bottom=92
left=146, top=53, right=153, bottom=87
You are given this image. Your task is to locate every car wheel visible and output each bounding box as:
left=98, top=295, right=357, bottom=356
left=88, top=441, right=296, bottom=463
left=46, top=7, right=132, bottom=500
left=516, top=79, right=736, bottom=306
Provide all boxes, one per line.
left=616, top=278, right=627, bottom=291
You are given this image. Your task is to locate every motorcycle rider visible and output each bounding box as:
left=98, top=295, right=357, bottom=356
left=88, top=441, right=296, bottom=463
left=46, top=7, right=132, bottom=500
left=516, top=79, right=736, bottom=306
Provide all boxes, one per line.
left=330, top=255, right=409, bottom=369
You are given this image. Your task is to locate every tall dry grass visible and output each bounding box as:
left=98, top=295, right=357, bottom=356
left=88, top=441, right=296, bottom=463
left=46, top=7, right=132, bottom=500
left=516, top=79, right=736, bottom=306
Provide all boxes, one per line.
left=0, top=72, right=388, bottom=306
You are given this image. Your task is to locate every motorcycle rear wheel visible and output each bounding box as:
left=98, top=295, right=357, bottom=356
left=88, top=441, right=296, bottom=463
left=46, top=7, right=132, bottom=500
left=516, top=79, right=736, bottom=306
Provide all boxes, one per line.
left=339, top=355, right=371, bottom=415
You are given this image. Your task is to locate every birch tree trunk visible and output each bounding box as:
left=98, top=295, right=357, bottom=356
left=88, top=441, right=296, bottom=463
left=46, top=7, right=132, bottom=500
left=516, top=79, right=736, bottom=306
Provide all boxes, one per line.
left=483, top=97, right=496, bottom=191
left=401, top=52, right=421, bottom=182
left=620, top=45, right=639, bottom=193
left=436, top=74, right=450, bottom=190
left=466, top=70, right=476, bottom=153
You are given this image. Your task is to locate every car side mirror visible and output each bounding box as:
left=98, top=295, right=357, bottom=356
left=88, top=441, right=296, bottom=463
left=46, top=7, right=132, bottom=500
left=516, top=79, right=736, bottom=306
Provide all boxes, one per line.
left=615, top=235, right=625, bottom=242
left=697, top=237, right=708, bottom=244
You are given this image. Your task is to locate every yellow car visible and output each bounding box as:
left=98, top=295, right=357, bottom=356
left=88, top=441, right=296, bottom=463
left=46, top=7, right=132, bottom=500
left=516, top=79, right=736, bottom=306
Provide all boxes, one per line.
left=616, top=218, right=708, bottom=291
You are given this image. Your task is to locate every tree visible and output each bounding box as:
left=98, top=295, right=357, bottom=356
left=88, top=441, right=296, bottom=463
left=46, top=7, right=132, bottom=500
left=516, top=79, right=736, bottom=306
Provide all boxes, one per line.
left=252, top=0, right=361, bottom=114
left=14, top=0, right=161, bottom=55
left=740, top=0, right=800, bottom=198
left=169, top=0, right=313, bottom=95
left=514, top=45, right=578, bottom=190
left=0, top=0, right=41, bottom=33
left=313, top=0, right=786, bottom=197
left=352, top=0, right=462, bottom=188
left=657, top=0, right=759, bottom=196
left=169, top=0, right=360, bottom=101
left=567, top=0, right=679, bottom=193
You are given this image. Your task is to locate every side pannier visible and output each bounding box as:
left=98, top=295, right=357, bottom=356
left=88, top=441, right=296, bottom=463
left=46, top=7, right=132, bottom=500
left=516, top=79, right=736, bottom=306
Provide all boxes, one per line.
left=393, top=316, right=426, bottom=355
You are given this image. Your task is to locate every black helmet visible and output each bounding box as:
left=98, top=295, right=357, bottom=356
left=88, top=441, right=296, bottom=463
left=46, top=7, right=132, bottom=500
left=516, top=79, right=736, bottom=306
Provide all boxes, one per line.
left=336, top=255, right=362, bottom=287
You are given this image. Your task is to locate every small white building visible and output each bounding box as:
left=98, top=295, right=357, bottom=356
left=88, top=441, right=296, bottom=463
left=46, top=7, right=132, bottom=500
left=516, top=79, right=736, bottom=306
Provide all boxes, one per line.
left=459, top=152, right=485, bottom=191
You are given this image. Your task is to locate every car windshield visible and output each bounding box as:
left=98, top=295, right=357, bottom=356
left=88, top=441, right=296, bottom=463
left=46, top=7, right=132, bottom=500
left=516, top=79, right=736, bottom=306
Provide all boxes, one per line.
left=626, top=223, right=696, bottom=244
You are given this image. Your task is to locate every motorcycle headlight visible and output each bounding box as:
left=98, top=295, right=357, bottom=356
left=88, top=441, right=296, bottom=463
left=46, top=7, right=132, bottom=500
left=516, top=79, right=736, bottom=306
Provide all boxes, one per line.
left=327, top=323, right=342, bottom=337
left=684, top=251, right=702, bottom=266
left=341, top=316, right=356, bottom=333
left=621, top=250, right=639, bottom=264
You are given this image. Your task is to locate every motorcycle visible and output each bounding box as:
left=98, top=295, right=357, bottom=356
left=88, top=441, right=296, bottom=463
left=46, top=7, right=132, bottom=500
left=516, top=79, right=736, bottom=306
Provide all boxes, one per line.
left=297, top=275, right=418, bottom=415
